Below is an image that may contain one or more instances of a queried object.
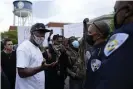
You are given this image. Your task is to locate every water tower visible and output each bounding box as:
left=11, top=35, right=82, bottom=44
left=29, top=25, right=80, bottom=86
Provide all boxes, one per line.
left=13, top=0, right=33, bottom=26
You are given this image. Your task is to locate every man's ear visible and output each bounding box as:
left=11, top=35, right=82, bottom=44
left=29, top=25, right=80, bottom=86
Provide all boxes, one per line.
left=30, top=30, right=33, bottom=35
left=125, top=4, right=133, bottom=17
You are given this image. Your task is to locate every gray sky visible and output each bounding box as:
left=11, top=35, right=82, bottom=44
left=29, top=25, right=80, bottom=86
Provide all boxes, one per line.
left=0, top=0, right=116, bottom=32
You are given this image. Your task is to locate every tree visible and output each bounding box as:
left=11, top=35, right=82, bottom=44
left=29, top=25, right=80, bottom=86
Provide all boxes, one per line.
left=109, top=13, right=115, bottom=32
left=110, top=18, right=114, bottom=32
left=1, top=30, right=18, bottom=44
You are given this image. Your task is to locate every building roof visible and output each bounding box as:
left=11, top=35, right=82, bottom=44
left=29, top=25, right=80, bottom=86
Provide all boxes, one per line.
left=46, top=22, right=70, bottom=27
left=9, top=22, right=71, bottom=31
left=90, top=14, right=113, bottom=22
left=9, top=26, right=17, bottom=31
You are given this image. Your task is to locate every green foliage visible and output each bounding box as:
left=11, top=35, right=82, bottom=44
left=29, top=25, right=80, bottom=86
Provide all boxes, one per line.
left=109, top=13, right=115, bottom=32
left=1, top=30, right=18, bottom=44
left=110, top=18, right=115, bottom=32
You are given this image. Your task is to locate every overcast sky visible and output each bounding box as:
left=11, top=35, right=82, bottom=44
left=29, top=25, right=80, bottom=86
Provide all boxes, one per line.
left=0, top=0, right=116, bottom=32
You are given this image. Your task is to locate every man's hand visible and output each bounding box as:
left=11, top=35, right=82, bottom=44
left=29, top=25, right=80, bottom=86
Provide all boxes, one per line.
left=50, top=30, right=53, bottom=36
left=51, top=60, right=58, bottom=67
left=41, top=61, right=58, bottom=69
left=60, top=45, right=66, bottom=52
left=47, top=50, right=52, bottom=60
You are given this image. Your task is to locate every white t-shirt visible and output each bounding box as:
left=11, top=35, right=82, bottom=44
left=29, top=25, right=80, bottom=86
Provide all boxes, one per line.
left=15, top=40, right=45, bottom=89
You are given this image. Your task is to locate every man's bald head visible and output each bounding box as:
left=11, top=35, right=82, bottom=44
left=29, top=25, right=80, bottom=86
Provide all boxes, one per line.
left=114, top=1, right=133, bottom=29
left=114, top=1, right=133, bottom=11
left=93, top=21, right=110, bottom=38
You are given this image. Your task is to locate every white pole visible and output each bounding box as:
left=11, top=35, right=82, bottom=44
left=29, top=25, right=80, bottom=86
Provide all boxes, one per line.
left=18, top=16, right=19, bottom=26
left=22, top=18, right=23, bottom=26
left=28, top=11, right=31, bottom=26
left=28, top=12, right=30, bottom=26
left=31, top=13, right=33, bottom=25
left=27, top=12, right=29, bottom=26
left=23, top=17, right=25, bottom=26
left=13, top=15, right=15, bottom=26
left=20, top=11, right=22, bottom=26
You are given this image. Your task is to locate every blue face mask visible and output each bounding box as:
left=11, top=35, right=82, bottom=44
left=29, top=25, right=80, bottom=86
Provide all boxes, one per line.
left=72, top=40, right=80, bottom=48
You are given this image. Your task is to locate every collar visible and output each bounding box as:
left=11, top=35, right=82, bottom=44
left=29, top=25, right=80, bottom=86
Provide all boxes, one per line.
left=93, top=41, right=107, bottom=49
left=114, top=23, right=133, bottom=34
left=30, top=38, right=39, bottom=47
left=3, top=50, right=12, bottom=54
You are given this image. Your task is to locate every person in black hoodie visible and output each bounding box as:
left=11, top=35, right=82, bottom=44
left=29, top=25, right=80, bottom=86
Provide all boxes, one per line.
left=44, top=31, right=69, bottom=89
left=57, top=36, right=69, bottom=89
left=44, top=32, right=59, bottom=89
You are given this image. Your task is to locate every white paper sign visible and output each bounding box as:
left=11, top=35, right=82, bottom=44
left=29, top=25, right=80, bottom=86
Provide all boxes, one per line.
left=17, top=26, right=31, bottom=45
left=64, top=23, right=83, bottom=38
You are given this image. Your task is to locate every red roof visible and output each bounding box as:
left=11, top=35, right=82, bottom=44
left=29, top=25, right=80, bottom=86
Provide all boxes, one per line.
left=9, top=22, right=71, bottom=31
left=46, top=22, right=70, bottom=28
left=9, top=26, right=17, bottom=31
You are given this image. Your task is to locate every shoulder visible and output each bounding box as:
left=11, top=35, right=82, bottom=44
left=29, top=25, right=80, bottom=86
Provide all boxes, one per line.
left=1, top=51, right=5, bottom=55
left=1, top=51, right=6, bottom=59
left=12, top=50, right=16, bottom=55
left=17, top=40, right=31, bottom=52
left=104, top=33, right=129, bottom=57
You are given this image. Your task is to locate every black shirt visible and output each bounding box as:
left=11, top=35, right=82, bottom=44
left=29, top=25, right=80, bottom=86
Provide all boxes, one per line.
left=43, top=46, right=60, bottom=89
left=85, top=41, right=107, bottom=89
left=1, top=51, right=16, bottom=89
left=1, top=71, right=11, bottom=89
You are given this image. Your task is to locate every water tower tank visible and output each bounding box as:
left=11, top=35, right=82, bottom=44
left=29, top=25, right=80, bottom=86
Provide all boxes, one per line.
left=13, top=0, right=33, bottom=26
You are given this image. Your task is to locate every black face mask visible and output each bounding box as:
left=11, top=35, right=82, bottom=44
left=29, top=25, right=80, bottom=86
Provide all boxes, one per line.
left=86, top=35, right=95, bottom=46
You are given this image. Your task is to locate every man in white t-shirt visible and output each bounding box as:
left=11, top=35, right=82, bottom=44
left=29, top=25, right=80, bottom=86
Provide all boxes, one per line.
left=15, top=23, right=57, bottom=89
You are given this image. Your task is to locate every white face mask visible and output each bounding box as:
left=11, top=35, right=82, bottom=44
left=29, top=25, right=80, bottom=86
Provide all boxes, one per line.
left=33, top=35, right=45, bottom=46
left=72, top=40, right=80, bottom=48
